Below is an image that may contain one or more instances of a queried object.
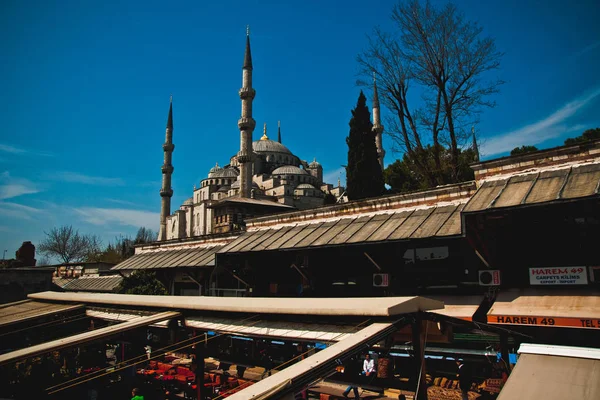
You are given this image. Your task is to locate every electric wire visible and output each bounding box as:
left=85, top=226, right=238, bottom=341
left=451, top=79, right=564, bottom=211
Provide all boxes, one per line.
left=45, top=314, right=262, bottom=395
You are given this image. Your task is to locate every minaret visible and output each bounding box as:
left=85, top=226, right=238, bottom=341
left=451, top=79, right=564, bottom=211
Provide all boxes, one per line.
left=372, top=73, right=385, bottom=170
left=277, top=120, right=282, bottom=143
left=158, top=96, right=175, bottom=241
left=472, top=125, right=480, bottom=162
left=237, top=26, right=256, bottom=198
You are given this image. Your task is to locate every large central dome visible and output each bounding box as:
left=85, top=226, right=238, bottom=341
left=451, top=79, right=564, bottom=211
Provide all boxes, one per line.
left=252, top=138, right=292, bottom=155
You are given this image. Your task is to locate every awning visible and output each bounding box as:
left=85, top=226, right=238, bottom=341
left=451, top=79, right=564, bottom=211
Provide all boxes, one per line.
left=428, top=295, right=484, bottom=321
left=30, top=291, right=444, bottom=317
left=0, top=311, right=180, bottom=366
left=88, top=309, right=360, bottom=342
left=487, top=290, right=600, bottom=329
left=498, top=343, right=600, bottom=400
left=463, top=162, right=600, bottom=213
left=0, top=300, right=84, bottom=329
left=218, top=204, right=465, bottom=254
left=111, top=245, right=223, bottom=270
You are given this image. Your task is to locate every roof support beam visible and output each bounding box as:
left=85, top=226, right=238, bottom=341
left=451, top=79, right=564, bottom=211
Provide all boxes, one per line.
left=0, top=311, right=180, bottom=366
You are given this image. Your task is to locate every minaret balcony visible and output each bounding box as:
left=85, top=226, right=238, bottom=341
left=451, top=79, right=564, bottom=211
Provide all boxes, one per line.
left=160, top=188, right=173, bottom=197
left=372, top=123, right=384, bottom=134
left=163, top=143, right=175, bottom=152
left=238, top=117, right=256, bottom=131
left=161, top=165, right=174, bottom=174
left=239, top=87, right=256, bottom=99
left=236, top=151, right=253, bottom=163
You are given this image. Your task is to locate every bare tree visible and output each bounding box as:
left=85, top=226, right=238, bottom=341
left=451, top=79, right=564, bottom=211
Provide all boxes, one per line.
left=134, top=227, right=156, bottom=244
left=357, top=0, right=503, bottom=184
left=38, top=225, right=103, bottom=263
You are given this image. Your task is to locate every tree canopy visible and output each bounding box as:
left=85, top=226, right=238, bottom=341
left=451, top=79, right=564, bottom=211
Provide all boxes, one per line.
left=38, top=225, right=102, bottom=263
left=116, top=271, right=168, bottom=295
left=345, top=91, right=386, bottom=200
left=510, top=145, right=538, bottom=156
left=564, top=128, right=600, bottom=146
left=358, top=0, right=502, bottom=188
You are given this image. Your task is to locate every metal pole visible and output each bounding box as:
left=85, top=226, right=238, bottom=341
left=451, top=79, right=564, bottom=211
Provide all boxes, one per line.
left=195, top=338, right=205, bottom=400
left=412, top=315, right=428, bottom=400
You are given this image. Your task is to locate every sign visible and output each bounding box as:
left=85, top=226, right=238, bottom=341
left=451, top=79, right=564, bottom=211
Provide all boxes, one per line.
left=529, top=267, right=588, bottom=285
left=484, top=378, right=505, bottom=394
left=488, top=315, right=600, bottom=329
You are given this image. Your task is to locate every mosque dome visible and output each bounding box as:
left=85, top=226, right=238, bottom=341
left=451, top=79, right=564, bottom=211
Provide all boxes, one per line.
left=295, top=183, right=316, bottom=189
left=252, top=139, right=292, bottom=155
left=183, top=197, right=193, bottom=205
left=309, top=158, right=321, bottom=168
left=208, top=162, right=223, bottom=178
left=212, top=167, right=239, bottom=178
left=230, top=179, right=259, bottom=189
left=272, top=165, right=308, bottom=175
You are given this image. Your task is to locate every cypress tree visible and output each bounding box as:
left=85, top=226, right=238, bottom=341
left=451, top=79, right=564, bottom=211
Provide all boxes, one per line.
left=346, top=91, right=385, bottom=200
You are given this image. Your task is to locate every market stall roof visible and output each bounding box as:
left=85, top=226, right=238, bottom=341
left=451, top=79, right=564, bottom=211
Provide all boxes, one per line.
left=0, top=300, right=84, bottom=329
left=87, top=309, right=360, bottom=342
left=111, top=245, right=223, bottom=270
left=463, top=162, right=600, bottom=213
left=487, top=289, right=600, bottom=329
left=427, top=295, right=484, bottom=321
left=0, top=311, right=180, bottom=366
left=226, top=322, right=398, bottom=400
left=498, top=343, right=600, bottom=400
left=62, top=275, right=123, bottom=292
left=218, top=203, right=465, bottom=255
left=30, top=291, right=444, bottom=317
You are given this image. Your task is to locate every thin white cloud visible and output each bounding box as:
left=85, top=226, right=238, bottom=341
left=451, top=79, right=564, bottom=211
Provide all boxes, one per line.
left=0, top=143, right=53, bottom=157
left=105, top=198, right=139, bottom=207
left=323, top=167, right=346, bottom=186
left=52, top=171, right=125, bottom=186
left=482, top=87, right=600, bottom=156
left=0, top=171, right=41, bottom=200
left=0, top=202, right=44, bottom=220
left=75, top=207, right=158, bottom=229
left=574, top=40, right=600, bottom=59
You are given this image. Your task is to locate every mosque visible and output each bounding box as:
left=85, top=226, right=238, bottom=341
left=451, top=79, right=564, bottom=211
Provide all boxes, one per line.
left=157, top=30, right=385, bottom=241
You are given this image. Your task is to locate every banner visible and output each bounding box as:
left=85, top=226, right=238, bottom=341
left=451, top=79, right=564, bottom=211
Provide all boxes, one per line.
left=529, top=267, right=587, bottom=285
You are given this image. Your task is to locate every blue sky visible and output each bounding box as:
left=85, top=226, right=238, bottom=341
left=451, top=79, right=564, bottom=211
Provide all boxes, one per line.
left=1, top=0, right=599, bottom=260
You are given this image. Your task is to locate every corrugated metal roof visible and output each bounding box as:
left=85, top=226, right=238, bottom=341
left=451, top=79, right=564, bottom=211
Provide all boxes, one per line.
left=0, top=300, right=84, bottom=328
left=111, top=246, right=223, bottom=270
left=218, top=204, right=464, bottom=255
left=464, top=163, right=600, bottom=213
left=52, top=277, right=75, bottom=289
left=63, top=275, right=123, bottom=292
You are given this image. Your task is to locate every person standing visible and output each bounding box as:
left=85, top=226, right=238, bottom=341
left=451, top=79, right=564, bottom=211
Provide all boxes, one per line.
left=131, top=387, right=144, bottom=400
left=456, top=360, right=473, bottom=400
left=363, top=354, right=375, bottom=377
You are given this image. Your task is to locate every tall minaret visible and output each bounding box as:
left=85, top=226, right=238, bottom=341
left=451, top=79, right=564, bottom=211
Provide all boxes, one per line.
left=158, top=96, right=174, bottom=241
left=237, top=26, right=256, bottom=198
left=277, top=120, right=282, bottom=143
left=472, top=125, right=480, bottom=162
left=372, top=73, right=385, bottom=170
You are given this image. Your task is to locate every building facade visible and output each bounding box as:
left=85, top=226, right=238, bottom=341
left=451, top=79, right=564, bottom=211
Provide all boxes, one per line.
left=161, top=31, right=367, bottom=241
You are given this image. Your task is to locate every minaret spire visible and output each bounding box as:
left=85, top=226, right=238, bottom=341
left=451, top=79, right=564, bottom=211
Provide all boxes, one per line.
left=277, top=120, right=281, bottom=143
left=472, top=125, right=480, bottom=162
left=237, top=27, right=256, bottom=198
left=158, top=96, right=175, bottom=241
left=372, top=72, right=385, bottom=170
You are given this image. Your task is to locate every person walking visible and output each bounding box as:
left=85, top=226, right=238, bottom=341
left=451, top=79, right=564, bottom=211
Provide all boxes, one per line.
left=342, top=356, right=361, bottom=399
left=456, top=360, right=473, bottom=400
